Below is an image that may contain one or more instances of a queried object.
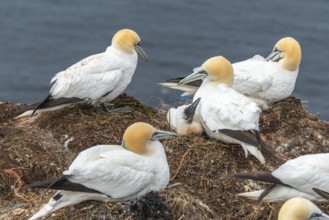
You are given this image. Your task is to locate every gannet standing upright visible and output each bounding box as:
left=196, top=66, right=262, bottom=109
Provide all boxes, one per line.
left=166, top=98, right=203, bottom=136
left=24, top=122, right=175, bottom=220
left=159, top=37, right=302, bottom=109
left=179, top=56, right=269, bottom=164
left=17, top=29, right=148, bottom=117
left=278, top=198, right=329, bottom=220
left=231, top=153, right=329, bottom=203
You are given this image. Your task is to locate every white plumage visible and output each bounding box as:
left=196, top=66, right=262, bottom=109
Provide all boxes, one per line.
left=236, top=153, right=329, bottom=203
left=232, top=52, right=300, bottom=108
left=25, top=122, right=175, bottom=220
left=159, top=37, right=301, bottom=109
left=17, top=29, right=148, bottom=117
left=63, top=143, right=169, bottom=199
left=49, top=49, right=134, bottom=102
left=198, top=85, right=260, bottom=131
left=49, top=29, right=148, bottom=104
left=179, top=56, right=266, bottom=164
left=196, top=83, right=265, bottom=164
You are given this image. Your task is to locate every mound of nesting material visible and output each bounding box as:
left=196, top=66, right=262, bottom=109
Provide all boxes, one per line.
left=0, top=96, right=328, bottom=220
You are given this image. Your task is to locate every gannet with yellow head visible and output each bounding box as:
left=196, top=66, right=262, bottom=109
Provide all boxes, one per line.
left=17, top=29, right=148, bottom=118
left=278, top=198, right=329, bottom=220
left=24, top=122, right=175, bottom=220
left=231, top=153, right=329, bottom=204
left=159, top=37, right=301, bottom=109
left=179, top=56, right=270, bottom=164
left=233, top=37, right=302, bottom=108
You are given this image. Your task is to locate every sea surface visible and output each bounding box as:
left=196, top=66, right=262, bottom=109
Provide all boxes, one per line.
left=1, top=0, right=328, bottom=120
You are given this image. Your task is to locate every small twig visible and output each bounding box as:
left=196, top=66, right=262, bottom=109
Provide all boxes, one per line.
left=3, top=169, right=29, bottom=201
left=170, top=150, right=189, bottom=181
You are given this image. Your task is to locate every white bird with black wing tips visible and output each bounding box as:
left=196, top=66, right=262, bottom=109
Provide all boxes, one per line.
left=231, top=153, right=329, bottom=204
left=17, top=28, right=148, bottom=118
left=179, top=56, right=271, bottom=164
left=159, top=37, right=302, bottom=109
left=166, top=97, right=203, bottom=136
left=24, top=122, right=175, bottom=220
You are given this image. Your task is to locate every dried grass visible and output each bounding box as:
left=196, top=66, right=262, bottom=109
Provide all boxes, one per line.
left=0, top=96, right=328, bottom=219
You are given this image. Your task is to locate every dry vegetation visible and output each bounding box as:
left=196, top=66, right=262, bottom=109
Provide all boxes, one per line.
left=0, top=95, right=328, bottom=220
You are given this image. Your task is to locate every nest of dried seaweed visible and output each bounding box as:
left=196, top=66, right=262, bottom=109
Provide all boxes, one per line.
left=0, top=96, right=328, bottom=219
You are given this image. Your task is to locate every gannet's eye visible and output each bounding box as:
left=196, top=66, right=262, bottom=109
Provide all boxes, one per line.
left=136, top=41, right=141, bottom=46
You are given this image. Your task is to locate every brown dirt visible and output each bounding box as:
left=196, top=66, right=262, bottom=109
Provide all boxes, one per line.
left=0, top=96, right=328, bottom=220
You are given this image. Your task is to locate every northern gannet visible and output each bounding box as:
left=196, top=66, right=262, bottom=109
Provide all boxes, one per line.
left=17, top=29, right=148, bottom=118
left=278, top=198, right=329, bottom=220
left=179, top=56, right=269, bottom=164
left=159, top=37, right=302, bottom=109
left=24, top=122, right=175, bottom=220
left=231, top=153, right=329, bottom=203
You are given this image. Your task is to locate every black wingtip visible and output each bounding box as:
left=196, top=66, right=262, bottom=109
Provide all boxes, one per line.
left=31, top=94, right=52, bottom=117
left=24, top=175, right=103, bottom=194
left=313, top=187, right=329, bottom=200
left=228, top=171, right=287, bottom=186
left=228, top=173, right=254, bottom=180
left=23, top=178, right=58, bottom=190
left=255, top=184, right=277, bottom=204
left=254, top=130, right=275, bottom=155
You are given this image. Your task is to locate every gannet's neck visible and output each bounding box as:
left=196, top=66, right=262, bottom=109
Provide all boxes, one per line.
left=143, top=140, right=166, bottom=159
left=194, top=79, right=218, bottom=101
left=107, top=45, right=137, bottom=57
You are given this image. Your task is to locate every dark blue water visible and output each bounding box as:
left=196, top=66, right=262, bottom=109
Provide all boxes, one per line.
left=1, top=0, right=328, bottom=120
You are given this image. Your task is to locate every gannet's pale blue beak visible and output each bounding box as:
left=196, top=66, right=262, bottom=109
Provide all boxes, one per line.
left=134, top=43, right=149, bottom=62
left=151, top=130, right=176, bottom=141
left=266, top=47, right=283, bottom=62
left=178, top=70, right=208, bottom=85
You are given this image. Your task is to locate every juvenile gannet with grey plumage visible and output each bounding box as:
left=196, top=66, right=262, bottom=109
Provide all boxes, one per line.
left=167, top=98, right=203, bottom=136
left=17, top=29, right=148, bottom=118
left=159, top=37, right=301, bottom=109
left=179, top=56, right=269, bottom=164
left=278, top=198, right=329, bottom=220
left=231, top=153, right=329, bottom=203
left=24, top=122, right=175, bottom=220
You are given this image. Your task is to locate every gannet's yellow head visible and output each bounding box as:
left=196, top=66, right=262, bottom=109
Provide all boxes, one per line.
left=266, top=37, right=302, bottom=71
left=278, top=198, right=329, bottom=220
left=179, top=56, right=234, bottom=86
left=122, top=122, right=176, bottom=154
left=112, top=29, right=148, bottom=61
left=201, top=56, right=234, bottom=85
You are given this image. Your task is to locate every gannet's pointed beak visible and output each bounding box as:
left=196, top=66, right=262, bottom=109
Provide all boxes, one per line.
left=151, top=130, right=176, bottom=141
left=266, top=48, right=283, bottom=62
left=184, top=98, right=201, bottom=123
left=178, top=70, right=208, bottom=85
left=319, top=213, right=329, bottom=219
left=134, top=43, right=149, bottom=62
left=311, top=212, right=329, bottom=220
